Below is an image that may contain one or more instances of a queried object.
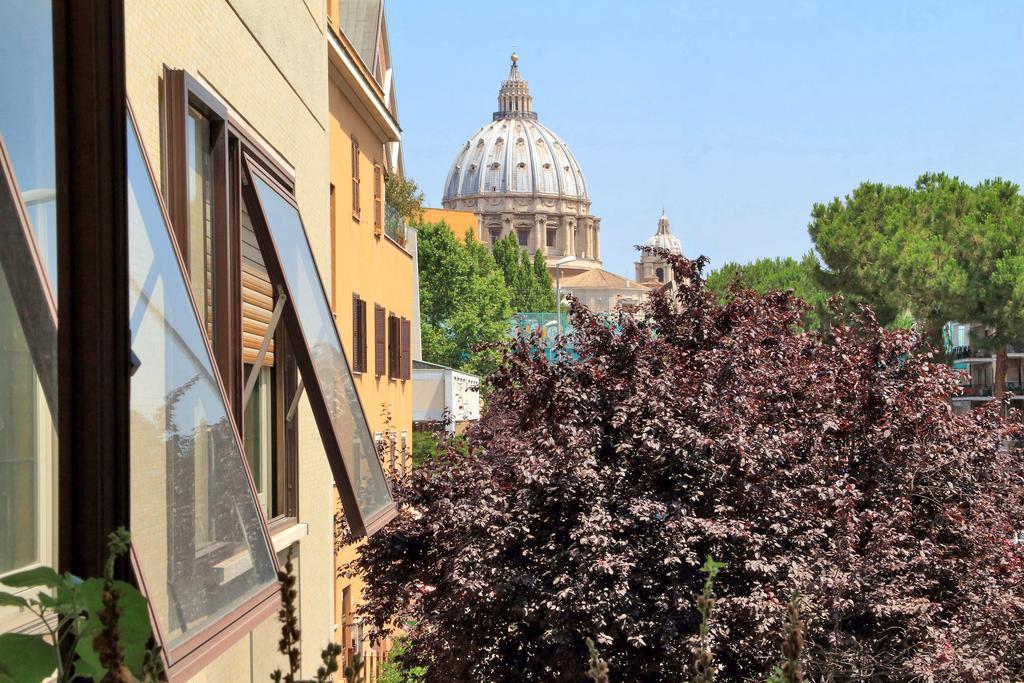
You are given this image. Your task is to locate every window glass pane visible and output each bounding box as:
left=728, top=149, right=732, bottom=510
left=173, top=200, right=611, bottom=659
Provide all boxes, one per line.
left=248, top=171, right=392, bottom=525
left=128, top=119, right=275, bottom=649
left=243, top=364, right=274, bottom=517
left=0, top=0, right=57, bottom=583
left=0, top=242, right=55, bottom=576
left=0, top=1, right=57, bottom=292
left=186, top=108, right=214, bottom=334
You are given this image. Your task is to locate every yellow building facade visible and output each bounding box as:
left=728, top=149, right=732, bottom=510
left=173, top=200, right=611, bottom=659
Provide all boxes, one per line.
left=124, top=2, right=337, bottom=680
left=421, top=206, right=479, bottom=239
left=327, top=3, right=414, bottom=677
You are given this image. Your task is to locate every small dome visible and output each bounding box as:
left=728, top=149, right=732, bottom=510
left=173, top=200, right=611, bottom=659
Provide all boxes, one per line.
left=442, top=56, right=589, bottom=203
left=643, top=212, right=683, bottom=255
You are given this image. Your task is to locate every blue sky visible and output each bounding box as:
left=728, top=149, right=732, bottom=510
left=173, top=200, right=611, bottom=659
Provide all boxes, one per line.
left=388, top=1, right=1024, bottom=278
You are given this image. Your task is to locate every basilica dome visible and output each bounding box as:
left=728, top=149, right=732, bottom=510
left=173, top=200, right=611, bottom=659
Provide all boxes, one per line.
left=643, top=212, right=683, bottom=255
left=440, top=55, right=602, bottom=269
left=442, top=100, right=589, bottom=202
left=635, top=212, right=684, bottom=288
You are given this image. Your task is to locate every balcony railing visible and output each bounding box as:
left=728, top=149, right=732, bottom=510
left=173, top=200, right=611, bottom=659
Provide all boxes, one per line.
left=384, top=202, right=407, bottom=247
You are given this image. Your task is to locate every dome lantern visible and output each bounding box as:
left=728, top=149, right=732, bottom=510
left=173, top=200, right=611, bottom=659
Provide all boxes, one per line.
left=494, top=53, right=535, bottom=121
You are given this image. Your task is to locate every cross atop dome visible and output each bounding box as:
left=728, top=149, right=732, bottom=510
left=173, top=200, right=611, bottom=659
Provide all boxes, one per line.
left=495, top=52, right=536, bottom=121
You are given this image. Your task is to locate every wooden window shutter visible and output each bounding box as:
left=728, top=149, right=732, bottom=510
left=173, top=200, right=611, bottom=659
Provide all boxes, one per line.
left=351, top=136, right=360, bottom=218
left=374, top=304, right=386, bottom=377
left=241, top=200, right=275, bottom=366
left=373, top=165, right=382, bottom=236
left=400, top=317, right=411, bottom=380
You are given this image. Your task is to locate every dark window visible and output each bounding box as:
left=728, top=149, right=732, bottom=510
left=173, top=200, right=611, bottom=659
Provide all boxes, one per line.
left=517, top=230, right=528, bottom=247
left=388, top=313, right=401, bottom=380
left=352, top=294, right=367, bottom=373
left=546, top=228, right=556, bottom=248
left=374, top=304, right=386, bottom=377
left=489, top=228, right=500, bottom=245
left=656, top=267, right=664, bottom=282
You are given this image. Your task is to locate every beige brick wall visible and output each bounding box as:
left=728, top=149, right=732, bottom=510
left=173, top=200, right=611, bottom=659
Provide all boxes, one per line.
left=124, top=1, right=335, bottom=680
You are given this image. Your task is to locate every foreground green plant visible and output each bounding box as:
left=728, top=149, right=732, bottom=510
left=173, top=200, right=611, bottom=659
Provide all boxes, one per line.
left=379, top=636, right=426, bottom=683
left=0, top=528, right=160, bottom=683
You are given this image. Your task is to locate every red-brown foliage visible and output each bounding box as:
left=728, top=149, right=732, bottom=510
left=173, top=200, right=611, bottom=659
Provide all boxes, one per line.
left=349, top=254, right=1024, bottom=682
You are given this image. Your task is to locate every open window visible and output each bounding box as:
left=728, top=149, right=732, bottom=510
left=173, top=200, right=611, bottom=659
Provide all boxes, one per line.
left=126, top=107, right=279, bottom=673
left=241, top=159, right=397, bottom=536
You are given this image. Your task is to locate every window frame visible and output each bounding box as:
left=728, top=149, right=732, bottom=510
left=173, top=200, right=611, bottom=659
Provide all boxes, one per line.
left=162, top=69, right=237, bottom=417
left=241, top=157, right=397, bottom=537
left=162, top=70, right=301, bottom=525
left=127, top=98, right=282, bottom=680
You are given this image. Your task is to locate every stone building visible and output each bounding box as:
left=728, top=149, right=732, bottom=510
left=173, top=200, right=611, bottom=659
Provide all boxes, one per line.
left=442, top=54, right=602, bottom=270
left=636, top=211, right=684, bottom=288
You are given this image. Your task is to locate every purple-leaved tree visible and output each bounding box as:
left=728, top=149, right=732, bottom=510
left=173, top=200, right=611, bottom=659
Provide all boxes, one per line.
left=345, top=253, right=1024, bottom=682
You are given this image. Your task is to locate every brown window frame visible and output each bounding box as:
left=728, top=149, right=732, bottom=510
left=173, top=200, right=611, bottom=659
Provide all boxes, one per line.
left=374, top=304, right=386, bottom=377
left=373, top=163, right=382, bottom=236
left=129, top=98, right=281, bottom=682
left=351, top=135, right=360, bottom=220
left=161, top=70, right=237, bottom=412
left=241, top=157, right=397, bottom=537
left=163, top=70, right=301, bottom=528
left=352, top=294, right=367, bottom=373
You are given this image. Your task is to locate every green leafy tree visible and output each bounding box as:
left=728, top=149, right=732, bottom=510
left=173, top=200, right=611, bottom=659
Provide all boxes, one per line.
left=810, top=173, right=1024, bottom=399
left=532, top=250, right=557, bottom=311
left=416, top=221, right=511, bottom=375
left=706, top=253, right=829, bottom=331
left=491, top=234, right=556, bottom=312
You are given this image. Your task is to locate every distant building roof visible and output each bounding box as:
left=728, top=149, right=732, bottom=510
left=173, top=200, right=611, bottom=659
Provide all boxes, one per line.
left=559, top=267, right=650, bottom=291
left=340, top=0, right=383, bottom=79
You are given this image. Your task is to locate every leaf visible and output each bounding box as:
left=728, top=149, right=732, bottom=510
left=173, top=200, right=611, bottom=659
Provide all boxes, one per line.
left=0, top=566, right=63, bottom=590
left=0, top=592, right=28, bottom=609
left=0, top=633, right=58, bottom=683
left=74, top=578, right=153, bottom=677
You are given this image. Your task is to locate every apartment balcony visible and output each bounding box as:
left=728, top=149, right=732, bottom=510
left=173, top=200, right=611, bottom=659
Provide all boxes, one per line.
left=384, top=202, right=408, bottom=247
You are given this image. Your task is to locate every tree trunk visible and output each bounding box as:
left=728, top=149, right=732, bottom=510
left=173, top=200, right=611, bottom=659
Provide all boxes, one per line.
left=995, top=344, right=1008, bottom=414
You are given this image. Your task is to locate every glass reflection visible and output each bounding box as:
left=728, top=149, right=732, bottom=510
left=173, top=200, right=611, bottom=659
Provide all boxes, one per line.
left=127, top=119, right=275, bottom=649
left=0, top=0, right=57, bottom=292
left=0, top=224, right=55, bottom=576
left=0, top=0, right=57, bottom=585
left=248, top=172, right=393, bottom=526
